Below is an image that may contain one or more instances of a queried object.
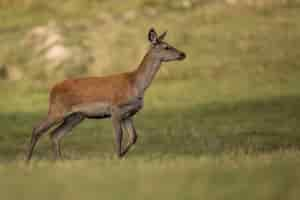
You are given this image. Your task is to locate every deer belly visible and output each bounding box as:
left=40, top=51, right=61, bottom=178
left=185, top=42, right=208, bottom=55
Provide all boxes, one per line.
left=119, top=97, right=143, bottom=118
left=71, top=102, right=111, bottom=118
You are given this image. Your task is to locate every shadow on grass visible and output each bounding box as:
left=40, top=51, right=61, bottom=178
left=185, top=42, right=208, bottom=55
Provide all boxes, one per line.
left=0, top=95, right=299, bottom=160
left=137, top=94, right=300, bottom=156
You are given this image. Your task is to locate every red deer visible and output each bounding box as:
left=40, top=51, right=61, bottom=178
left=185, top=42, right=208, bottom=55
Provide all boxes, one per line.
left=26, top=28, right=186, bottom=161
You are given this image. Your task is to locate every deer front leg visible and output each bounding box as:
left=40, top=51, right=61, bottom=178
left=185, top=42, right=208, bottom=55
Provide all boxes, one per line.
left=121, top=118, right=137, bottom=157
left=111, top=98, right=142, bottom=158
left=111, top=107, right=123, bottom=158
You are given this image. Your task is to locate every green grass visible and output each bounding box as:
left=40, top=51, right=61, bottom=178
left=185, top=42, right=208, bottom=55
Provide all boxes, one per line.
left=0, top=1, right=300, bottom=199
left=0, top=76, right=299, bottom=199
left=0, top=152, right=299, bottom=200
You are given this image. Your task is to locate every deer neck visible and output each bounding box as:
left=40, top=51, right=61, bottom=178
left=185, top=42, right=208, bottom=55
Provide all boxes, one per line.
left=133, top=49, right=162, bottom=96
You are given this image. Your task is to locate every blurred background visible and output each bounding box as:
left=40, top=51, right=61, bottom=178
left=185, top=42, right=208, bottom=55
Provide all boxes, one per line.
left=0, top=0, right=299, bottom=82
left=0, top=0, right=300, bottom=199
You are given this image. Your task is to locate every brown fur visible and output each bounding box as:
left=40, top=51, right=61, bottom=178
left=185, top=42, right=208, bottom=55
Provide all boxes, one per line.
left=48, top=72, right=137, bottom=119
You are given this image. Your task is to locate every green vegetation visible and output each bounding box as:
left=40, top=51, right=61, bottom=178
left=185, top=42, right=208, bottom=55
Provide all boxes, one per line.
left=0, top=0, right=300, bottom=199
left=1, top=153, right=299, bottom=200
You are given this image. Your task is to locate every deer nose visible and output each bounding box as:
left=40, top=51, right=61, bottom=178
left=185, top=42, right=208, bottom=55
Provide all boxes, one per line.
left=179, top=52, right=186, bottom=60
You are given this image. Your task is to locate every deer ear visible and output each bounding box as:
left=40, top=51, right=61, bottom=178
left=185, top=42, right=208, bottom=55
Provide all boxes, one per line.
left=158, top=31, right=167, bottom=41
left=148, top=28, right=158, bottom=45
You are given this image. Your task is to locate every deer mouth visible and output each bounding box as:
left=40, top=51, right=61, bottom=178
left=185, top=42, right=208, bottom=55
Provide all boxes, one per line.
left=177, top=52, right=186, bottom=60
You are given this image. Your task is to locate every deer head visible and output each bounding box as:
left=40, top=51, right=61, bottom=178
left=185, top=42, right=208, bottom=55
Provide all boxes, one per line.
left=148, top=28, right=186, bottom=62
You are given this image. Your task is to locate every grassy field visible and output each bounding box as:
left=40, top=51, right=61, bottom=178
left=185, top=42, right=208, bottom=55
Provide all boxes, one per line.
left=0, top=1, right=300, bottom=199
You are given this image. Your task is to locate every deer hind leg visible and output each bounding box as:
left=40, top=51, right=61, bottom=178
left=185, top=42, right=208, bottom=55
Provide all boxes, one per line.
left=121, top=118, right=137, bottom=157
left=49, top=113, right=84, bottom=160
left=26, top=117, right=61, bottom=162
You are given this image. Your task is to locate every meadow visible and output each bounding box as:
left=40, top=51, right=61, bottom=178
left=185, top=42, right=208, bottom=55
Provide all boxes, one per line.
left=0, top=1, right=300, bottom=199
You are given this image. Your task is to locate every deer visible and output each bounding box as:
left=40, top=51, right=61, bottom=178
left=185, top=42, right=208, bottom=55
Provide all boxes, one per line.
left=26, top=28, right=186, bottom=161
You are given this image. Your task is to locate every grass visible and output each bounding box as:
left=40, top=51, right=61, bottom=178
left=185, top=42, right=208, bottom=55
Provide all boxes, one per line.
left=0, top=0, right=300, bottom=199
left=0, top=76, right=299, bottom=199
left=0, top=152, right=299, bottom=200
